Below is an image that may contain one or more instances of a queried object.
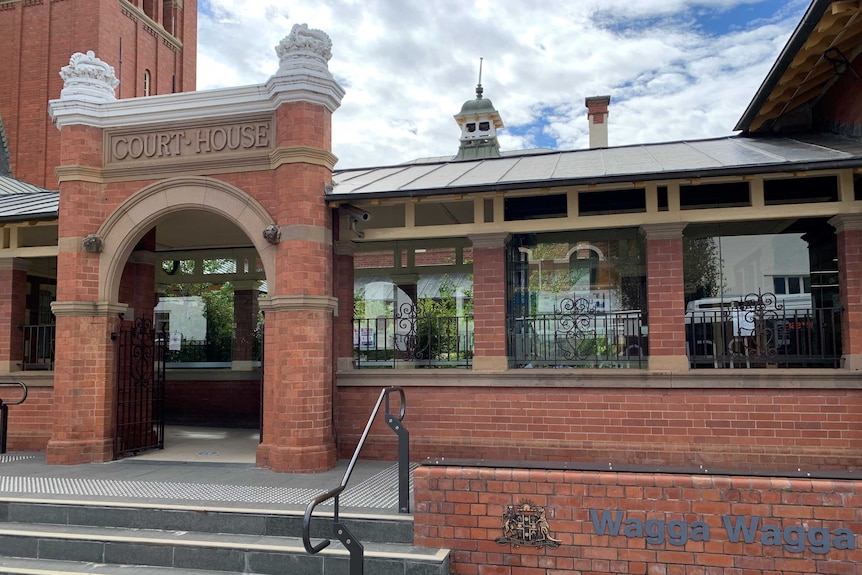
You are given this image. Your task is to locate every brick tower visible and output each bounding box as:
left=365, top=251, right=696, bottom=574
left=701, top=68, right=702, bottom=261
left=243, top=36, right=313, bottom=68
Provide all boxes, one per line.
left=0, top=0, right=197, bottom=190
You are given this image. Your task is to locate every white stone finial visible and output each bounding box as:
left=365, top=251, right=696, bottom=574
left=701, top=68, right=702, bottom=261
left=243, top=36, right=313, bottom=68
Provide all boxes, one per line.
left=59, top=50, right=120, bottom=103
left=274, top=23, right=333, bottom=77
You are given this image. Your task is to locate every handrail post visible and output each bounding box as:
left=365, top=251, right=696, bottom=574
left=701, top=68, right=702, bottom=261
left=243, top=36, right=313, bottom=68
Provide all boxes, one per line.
left=302, top=386, right=408, bottom=574
left=385, top=388, right=410, bottom=513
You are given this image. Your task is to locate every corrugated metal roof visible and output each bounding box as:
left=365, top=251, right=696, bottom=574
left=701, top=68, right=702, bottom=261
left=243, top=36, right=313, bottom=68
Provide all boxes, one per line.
left=0, top=175, right=55, bottom=195
left=330, top=134, right=862, bottom=199
left=0, top=189, right=59, bottom=222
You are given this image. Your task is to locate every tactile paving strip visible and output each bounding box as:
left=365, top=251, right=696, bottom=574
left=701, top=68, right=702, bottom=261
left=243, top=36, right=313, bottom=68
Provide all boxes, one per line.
left=0, top=463, right=416, bottom=508
left=0, top=454, right=35, bottom=463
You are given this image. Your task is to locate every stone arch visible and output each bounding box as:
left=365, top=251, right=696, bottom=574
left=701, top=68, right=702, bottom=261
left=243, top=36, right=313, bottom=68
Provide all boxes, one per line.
left=97, top=176, right=277, bottom=302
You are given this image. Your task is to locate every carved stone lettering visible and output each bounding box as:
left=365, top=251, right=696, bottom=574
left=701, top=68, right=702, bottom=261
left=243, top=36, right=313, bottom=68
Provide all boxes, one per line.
left=109, top=121, right=272, bottom=163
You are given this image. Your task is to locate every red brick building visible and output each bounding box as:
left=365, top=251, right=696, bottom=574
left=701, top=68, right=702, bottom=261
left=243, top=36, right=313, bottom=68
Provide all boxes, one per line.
left=0, top=1, right=860, bottom=572
left=0, top=0, right=858, bottom=476
left=0, top=0, right=196, bottom=190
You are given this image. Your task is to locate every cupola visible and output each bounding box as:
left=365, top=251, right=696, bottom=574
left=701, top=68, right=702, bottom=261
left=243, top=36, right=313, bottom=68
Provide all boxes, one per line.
left=453, top=61, right=504, bottom=161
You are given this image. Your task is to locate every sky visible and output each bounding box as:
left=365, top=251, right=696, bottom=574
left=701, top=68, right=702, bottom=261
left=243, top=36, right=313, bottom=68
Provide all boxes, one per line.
left=196, top=0, right=811, bottom=169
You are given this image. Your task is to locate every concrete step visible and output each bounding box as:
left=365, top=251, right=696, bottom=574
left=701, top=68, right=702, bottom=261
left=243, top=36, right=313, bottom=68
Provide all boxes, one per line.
left=0, top=500, right=450, bottom=575
left=0, top=500, right=414, bottom=544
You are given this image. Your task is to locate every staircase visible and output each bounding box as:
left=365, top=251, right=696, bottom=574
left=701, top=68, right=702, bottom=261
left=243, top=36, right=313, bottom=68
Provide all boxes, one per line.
left=0, top=498, right=450, bottom=574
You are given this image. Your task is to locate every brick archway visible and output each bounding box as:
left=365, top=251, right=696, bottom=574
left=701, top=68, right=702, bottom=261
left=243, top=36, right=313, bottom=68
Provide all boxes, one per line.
left=97, top=176, right=278, bottom=303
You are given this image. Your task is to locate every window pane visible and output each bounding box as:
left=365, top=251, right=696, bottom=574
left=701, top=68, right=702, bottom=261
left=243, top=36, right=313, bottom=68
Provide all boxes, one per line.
left=788, top=277, right=801, bottom=294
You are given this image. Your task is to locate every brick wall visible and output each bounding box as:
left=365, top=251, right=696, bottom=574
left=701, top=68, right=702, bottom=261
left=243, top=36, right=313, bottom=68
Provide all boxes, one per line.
left=644, top=235, right=687, bottom=359
left=165, top=380, right=260, bottom=428
left=471, top=240, right=508, bottom=362
left=815, top=52, right=862, bottom=137
left=836, top=227, right=862, bottom=358
left=335, top=386, right=862, bottom=471
left=0, top=267, right=27, bottom=368
left=414, top=464, right=861, bottom=575
left=4, top=386, right=52, bottom=451
left=0, top=0, right=195, bottom=189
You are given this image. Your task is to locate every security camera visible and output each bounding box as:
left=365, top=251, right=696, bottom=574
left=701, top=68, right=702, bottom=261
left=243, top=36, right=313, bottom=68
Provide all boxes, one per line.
left=341, top=204, right=372, bottom=222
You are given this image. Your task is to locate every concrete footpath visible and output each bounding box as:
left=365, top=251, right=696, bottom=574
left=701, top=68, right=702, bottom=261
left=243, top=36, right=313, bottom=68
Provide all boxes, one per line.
left=0, top=452, right=411, bottom=515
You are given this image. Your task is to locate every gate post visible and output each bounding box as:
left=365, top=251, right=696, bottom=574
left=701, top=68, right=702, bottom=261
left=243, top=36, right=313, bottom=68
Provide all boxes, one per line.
left=257, top=298, right=338, bottom=473
left=46, top=302, right=126, bottom=464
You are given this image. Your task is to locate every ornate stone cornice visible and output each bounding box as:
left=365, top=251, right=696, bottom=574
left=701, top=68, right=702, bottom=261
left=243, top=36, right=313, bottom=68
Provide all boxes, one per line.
left=259, top=295, right=338, bottom=314
left=51, top=301, right=128, bottom=317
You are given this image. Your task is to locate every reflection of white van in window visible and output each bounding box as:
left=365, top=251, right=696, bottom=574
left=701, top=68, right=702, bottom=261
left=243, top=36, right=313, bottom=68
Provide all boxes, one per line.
left=686, top=293, right=812, bottom=313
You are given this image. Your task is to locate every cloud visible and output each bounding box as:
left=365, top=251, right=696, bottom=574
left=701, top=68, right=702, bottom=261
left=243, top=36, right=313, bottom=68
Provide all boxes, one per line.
left=196, top=0, right=806, bottom=168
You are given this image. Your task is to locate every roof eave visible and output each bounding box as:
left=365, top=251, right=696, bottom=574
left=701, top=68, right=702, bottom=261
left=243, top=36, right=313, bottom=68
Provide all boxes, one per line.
left=734, top=0, right=834, bottom=133
left=0, top=213, right=59, bottom=224
left=326, top=157, right=862, bottom=202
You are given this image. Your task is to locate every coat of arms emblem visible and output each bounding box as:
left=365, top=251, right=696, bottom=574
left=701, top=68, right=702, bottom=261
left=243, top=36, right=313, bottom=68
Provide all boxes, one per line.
left=495, top=500, right=561, bottom=548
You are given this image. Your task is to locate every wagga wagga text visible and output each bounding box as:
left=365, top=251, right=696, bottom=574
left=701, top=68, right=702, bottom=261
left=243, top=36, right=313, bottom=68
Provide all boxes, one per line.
left=590, top=510, right=855, bottom=555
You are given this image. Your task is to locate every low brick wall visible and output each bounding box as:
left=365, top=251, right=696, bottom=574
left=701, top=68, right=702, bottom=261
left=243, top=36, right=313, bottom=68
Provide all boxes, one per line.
left=4, top=385, right=52, bottom=451
left=413, top=464, right=861, bottom=575
left=336, top=384, right=862, bottom=471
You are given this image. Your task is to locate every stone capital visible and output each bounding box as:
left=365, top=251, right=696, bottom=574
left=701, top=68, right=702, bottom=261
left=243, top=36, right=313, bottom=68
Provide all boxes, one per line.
left=640, top=222, right=687, bottom=240
left=469, top=232, right=510, bottom=250
left=51, top=301, right=128, bottom=317
left=259, top=295, right=338, bottom=314
left=828, top=214, right=862, bottom=233
left=232, top=280, right=262, bottom=292
left=334, top=240, right=357, bottom=257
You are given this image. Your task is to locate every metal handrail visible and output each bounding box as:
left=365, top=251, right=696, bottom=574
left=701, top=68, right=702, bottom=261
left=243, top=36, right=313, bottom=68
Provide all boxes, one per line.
left=0, top=381, right=28, bottom=454
left=302, top=386, right=409, bottom=575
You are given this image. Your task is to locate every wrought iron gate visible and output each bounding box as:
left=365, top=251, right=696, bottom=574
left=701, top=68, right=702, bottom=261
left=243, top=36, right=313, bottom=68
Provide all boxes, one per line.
left=115, top=317, right=166, bottom=458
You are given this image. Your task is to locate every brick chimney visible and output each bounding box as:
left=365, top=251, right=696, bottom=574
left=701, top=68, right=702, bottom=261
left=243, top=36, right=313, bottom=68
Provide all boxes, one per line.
left=585, top=95, right=611, bottom=148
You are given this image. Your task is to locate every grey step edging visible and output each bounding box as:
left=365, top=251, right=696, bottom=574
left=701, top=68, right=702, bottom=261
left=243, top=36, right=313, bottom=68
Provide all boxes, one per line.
left=0, top=499, right=414, bottom=544
left=0, top=556, right=235, bottom=575
left=0, top=524, right=450, bottom=575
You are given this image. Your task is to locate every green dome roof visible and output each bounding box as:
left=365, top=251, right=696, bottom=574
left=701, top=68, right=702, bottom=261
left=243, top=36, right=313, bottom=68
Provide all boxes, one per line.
left=459, top=96, right=497, bottom=115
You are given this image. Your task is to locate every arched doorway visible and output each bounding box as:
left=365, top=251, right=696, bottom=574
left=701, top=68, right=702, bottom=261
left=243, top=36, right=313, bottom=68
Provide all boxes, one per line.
left=97, top=178, right=276, bottom=463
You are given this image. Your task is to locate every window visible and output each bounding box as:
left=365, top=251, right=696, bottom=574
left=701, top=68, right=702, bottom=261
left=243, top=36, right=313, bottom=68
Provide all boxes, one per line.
left=143, top=69, right=151, bottom=96
left=773, top=275, right=809, bottom=295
